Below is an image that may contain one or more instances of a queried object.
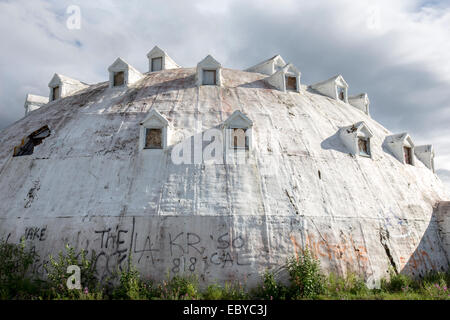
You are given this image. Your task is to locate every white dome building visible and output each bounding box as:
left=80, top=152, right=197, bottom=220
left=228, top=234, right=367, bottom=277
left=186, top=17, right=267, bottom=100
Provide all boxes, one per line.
left=0, top=48, right=449, bottom=288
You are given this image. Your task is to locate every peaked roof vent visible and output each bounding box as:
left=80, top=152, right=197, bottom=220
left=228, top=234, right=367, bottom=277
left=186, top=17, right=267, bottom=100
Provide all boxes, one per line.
left=415, top=145, right=435, bottom=172
left=48, top=73, right=89, bottom=101
left=24, top=94, right=49, bottom=115
left=310, top=74, right=349, bottom=103
left=108, top=57, right=144, bottom=88
left=349, top=93, right=370, bottom=116
left=146, top=46, right=180, bottom=72
left=384, top=133, right=415, bottom=165
left=265, top=63, right=301, bottom=93
left=196, top=55, right=223, bottom=86
left=245, top=55, right=287, bottom=76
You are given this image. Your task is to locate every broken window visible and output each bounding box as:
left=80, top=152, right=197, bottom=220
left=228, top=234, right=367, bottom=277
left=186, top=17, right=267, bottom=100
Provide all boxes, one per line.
left=13, top=125, right=51, bottom=157
left=151, top=57, right=163, bottom=72
left=286, top=76, right=297, bottom=91
left=203, top=70, right=216, bottom=85
left=404, top=146, right=413, bottom=165
left=113, top=71, right=125, bottom=87
left=232, top=128, right=249, bottom=150
left=358, top=138, right=370, bottom=157
left=52, top=86, right=60, bottom=101
left=337, top=86, right=345, bottom=101
left=144, top=128, right=162, bottom=149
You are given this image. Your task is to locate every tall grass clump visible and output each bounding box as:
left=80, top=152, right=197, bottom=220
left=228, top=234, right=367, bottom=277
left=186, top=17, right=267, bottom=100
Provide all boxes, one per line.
left=0, top=238, right=39, bottom=299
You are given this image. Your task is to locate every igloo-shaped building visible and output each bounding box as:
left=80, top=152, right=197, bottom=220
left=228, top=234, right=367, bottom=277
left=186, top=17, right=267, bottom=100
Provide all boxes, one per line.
left=0, top=50, right=449, bottom=288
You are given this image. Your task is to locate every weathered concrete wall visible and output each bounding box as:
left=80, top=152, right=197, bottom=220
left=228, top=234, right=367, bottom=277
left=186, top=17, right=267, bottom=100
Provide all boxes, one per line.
left=0, top=67, right=449, bottom=288
left=436, top=202, right=450, bottom=261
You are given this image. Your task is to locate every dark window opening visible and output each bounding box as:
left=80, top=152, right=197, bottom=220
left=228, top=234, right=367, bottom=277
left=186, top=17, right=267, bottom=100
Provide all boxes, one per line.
left=52, top=86, right=60, bottom=101
left=358, top=138, right=370, bottom=157
left=286, top=76, right=297, bottom=91
left=404, top=146, right=413, bottom=165
left=145, top=128, right=162, bottom=149
left=13, top=125, right=51, bottom=157
left=338, top=87, right=345, bottom=101
left=232, top=128, right=249, bottom=150
left=203, top=70, right=216, bottom=85
left=113, top=71, right=125, bottom=87
left=151, top=57, right=163, bottom=72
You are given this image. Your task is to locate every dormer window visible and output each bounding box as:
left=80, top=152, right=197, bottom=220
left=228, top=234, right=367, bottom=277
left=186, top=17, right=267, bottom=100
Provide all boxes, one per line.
left=196, top=55, right=222, bottom=87
left=24, top=94, right=49, bottom=116
left=113, top=71, right=125, bottom=87
left=147, top=46, right=180, bottom=72
left=203, top=70, right=217, bottom=85
left=339, top=121, right=373, bottom=158
left=266, top=63, right=301, bottom=93
left=144, top=128, right=162, bottom=149
left=404, top=146, right=413, bottom=165
left=224, top=110, right=253, bottom=153
left=151, top=57, right=163, bottom=72
left=108, top=57, right=144, bottom=89
left=232, top=128, right=249, bottom=150
left=48, top=73, right=88, bottom=102
left=358, top=137, right=370, bottom=157
left=384, top=133, right=415, bottom=166
left=414, top=145, right=435, bottom=172
left=52, top=86, right=60, bottom=101
left=338, top=86, right=346, bottom=101
left=348, top=93, right=370, bottom=116
left=245, top=54, right=287, bottom=76
left=140, top=109, right=169, bottom=150
left=311, top=75, right=348, bottom=103
left=286, top=76, right=297, bottom=91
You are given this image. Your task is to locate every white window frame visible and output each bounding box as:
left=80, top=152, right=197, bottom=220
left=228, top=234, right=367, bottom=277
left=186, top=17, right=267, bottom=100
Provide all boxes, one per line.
left=139, top=110, right=169, bottom=151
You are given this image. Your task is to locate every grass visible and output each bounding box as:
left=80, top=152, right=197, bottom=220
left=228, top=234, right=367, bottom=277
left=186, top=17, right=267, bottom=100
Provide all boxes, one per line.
left=0, top=239, right=449, bottom=300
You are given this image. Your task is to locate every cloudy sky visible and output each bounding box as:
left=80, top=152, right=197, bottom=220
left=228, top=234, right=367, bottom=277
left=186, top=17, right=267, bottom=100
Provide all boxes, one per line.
left=0, top=0, right=449, bottom=178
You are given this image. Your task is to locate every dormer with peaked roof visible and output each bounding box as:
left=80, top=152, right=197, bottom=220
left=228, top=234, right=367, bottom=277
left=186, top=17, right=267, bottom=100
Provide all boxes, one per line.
left=310, top=75, right=349, bottom=103
left=223, top=110, right=253, bottom=151
left=196, top=55, right=222, bottom=87
left=24, top=94, right=49, bottom=116
left=415, top=145, right=435, bottom=172
left=108, top=57, right=144, bottom=89
left=48, top=73, right=88, bottom=101
left=139, top=109, right=169, bottom=150
left=245, top=55, right=287, bottom=76
left=266, top=63, right=301, bottom=93
left=384, top=133, right=415, bottom=165
left=349, top=93, right=370, bottom=116
left=339, top=121, right=374, bottom=158
left=147, top=46, right=180, bottom=72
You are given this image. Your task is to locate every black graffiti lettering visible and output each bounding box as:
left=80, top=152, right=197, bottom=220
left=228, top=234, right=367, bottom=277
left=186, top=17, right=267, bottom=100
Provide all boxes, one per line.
left=39, top=227, right=47, bottom=241
left=189, top=257, right=197, bottom=272
left=217, top=233, right=230, bottom=249
left=172, top=258, right=180, bottom=273
left=169, top=232, right=185, bottom=256
left=23, top=226, right=48, bottom=241
left=187, top=233, right=204, bottom=255
left=232, top=235, right=245, bottom=249
left=134, top=233, right=159, bottom=264
left=222, top=252, right=234, bottom=268
left=94, top=228, right=111, bottom=249
left=210, top=252, right=221, bottom=265
left=105, top=231, right=116, bottom=249
left=116, top=229, right=128, bottom=247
